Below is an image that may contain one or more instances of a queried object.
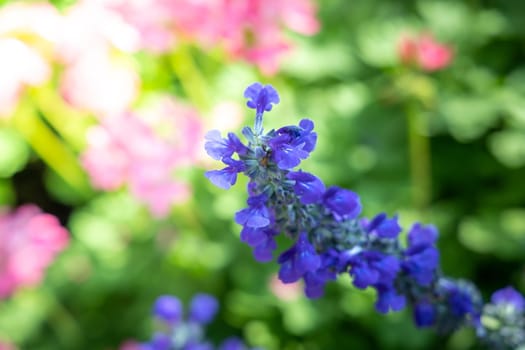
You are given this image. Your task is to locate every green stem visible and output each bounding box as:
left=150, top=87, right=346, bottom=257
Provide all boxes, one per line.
left=11, top=101, right=91, bottom=196
left=42, top=288, right=82, bottom=348
left=169, top=45, right=210, bottom=110
left=406, top=103, right=432, bottom=213
left=30, top=87, right=94, bottom=152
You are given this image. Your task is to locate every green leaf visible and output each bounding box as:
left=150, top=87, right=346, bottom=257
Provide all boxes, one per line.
left=0, top=128, right=30, bottom=178
left=489, top=130, right=525, bottom=168
left=440, top=96, right=500, bottom=141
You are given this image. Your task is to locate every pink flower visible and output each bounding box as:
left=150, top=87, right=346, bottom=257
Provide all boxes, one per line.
left=81, top=97, right=204, bottom=217
left=119, top=340, right=142, bottom=350
left=60, top=51, right=139, bottom=118
left=0, top=205, right=69, bottom=298
left=416, top=34, right=453, bottom=71
left=398, top=33, right=453, bottom=72
left=0, top=339, right=17, bottom=350
left=100, top=0, right=176, bottom=53
left=166, top=0, right=320, bottom=75
left=56, top=0, right=140, bottom=63
left=222, top=0, right=320, bottom=75
left=0, top=38, right=50, bottom=117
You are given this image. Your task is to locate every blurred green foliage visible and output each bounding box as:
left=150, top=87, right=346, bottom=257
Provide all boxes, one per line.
left=0, top=0, right=524, bottom=349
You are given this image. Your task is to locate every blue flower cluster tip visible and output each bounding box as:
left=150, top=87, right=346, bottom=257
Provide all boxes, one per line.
left=139, top=294, right=260, bottom=350
left=204, top=83, right=525, bottom=350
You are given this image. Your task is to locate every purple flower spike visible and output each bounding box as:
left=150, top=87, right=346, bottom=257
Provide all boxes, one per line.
left=287, top=171, right=325, bottom=204
left=407, top=223, right=439, bottom=248
left=205, top=158, right=245, bottom=190
left=204, top=130, right=247, bottom=160
left=269, top=119, right=318, bottom=170
left=448, top=289, right=474, bottom=317
left=278, top=233, right=321, bottom=283
left=240, top=226, right=278, bottom=262
left=414, top=301, right=437, bottom=327
left=403, top=246, right=439, bottom=286
left=322, top=186, right=362, bottom=220
left=375, top=285, right=406, bottom=313
left=350, top=252, right=401, bottom=289
left=244, top=83, right=280, bottom=116
left=185, top=343, right=214, bottom=350
left=143, top=332, right=171, bottom=350
left=298, top=119, right=316, bottom=152
left=491, top=286, right=525, bottom=312
left=219, top=337, right=247, bottom=350
left=189, top=293, right=219, bottom=324
left=403, top=223, right=440, bottom=286
left=235, top=194, right=272, bottom=228
left=253, top=236, right=278, bottom=262
left=366, top=213, right=402, bottom=239
left=153, top=295, right=183, bottom=323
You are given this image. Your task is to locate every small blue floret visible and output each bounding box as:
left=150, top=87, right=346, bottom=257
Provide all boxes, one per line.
left=244, top=82, right=280, bottom=116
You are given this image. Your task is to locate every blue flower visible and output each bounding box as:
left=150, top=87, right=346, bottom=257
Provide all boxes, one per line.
left=153, top=295, right=182, bottom=323
left=322, top=186, right=362, bottom=220
left=407, top=223, right=438, bottom=248
left=375, top=285, right=406, bottom=313
left=253, top=236, right=278, bottom=262
left=278, top=233, right=321, bottom=283
left=403, top=224, right=439, bottom=286
left=364, top=213, right=402, bottom=239
left=204, top=130, right=247, bottom=160
left=447, top=287, right=474, bottom=318
left=348, top=251, right=400, bottom=289
left=189, top=294, right=219, bottom=324
left=403, top=246, right=439, bottom=286
left=142, top=332, right=172, bottom=350
left=235, top=194, right=272, bottom=228
left=205, top=157, right=245, bottom=190
left=240, top=226, right=268, bottom=247
left=491, top=286, right=525, bottom=312
left=219, top=337, right=252, bottom=350
left=287, top=171, right=325, bottom=204
left=244, top=83, right=280, bottom=115
left=268, top=119, right=317, bottom=170
left=414, top=301, right=437, bottom=327
left=184, top=343, right=214, bottom=350
left=240, top=226, right=278, bottom=262
left=303, top=252, right=338, bottom=298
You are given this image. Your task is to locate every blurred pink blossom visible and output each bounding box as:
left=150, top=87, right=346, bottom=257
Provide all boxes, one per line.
left=0, top=38, right=50, bottom=117
left=60, top=51, right=139, bottom=118
left=82, top=98, right=204, bottom=217
left=0, top=340, right=17, bottom=350
left=119, top=340, right=142, bottom=350
left=166, top=0, right=320, bottom=75
left=100, top=0, right=176, bottom=53
left=398, top=33, right=453, bottom=72
left=0, top=205, right=69, bottom=299
left=269, top=274, right=302, bottom=301
left=220, top=0, right=320, bottom=75
left=56, top=0, right=140, bottom=62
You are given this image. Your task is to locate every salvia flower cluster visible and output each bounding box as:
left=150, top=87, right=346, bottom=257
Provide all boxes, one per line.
left=205, top=83, right=525, bottom=350
left=137, top=294, right=260, bottom=350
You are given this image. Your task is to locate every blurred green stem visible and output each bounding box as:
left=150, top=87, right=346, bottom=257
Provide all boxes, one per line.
left=43, top=288, right=82, bottom=348
left=31, top=87, right=94, bottom=152
left=11, top=101, right=91, bottom=196
left=169, top=45, right=210, bottom=110
left=406, top=103, right=432, bottom=212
